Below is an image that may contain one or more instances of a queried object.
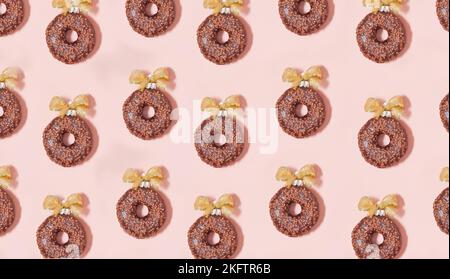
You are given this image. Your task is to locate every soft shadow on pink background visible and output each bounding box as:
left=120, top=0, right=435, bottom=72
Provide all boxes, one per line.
left=0, top=0, right=448, bottom=259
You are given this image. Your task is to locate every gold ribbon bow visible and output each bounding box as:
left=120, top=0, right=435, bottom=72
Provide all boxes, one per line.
left=50, top=95, right=89, bottom=117
left=43, top=194, right=84, bottom=216
left=364, top=96, right=404, bottom=119
left=282, top=66, right=323, bottom=90
left=358, top=195, right=398, bottom=217
left=364, top=0, right=403, bottom=13
left=204, top=0, right=243, bottom=15
left=52, top=0, right=92, bottom=14
left=276, top=165, right=316, bottom=188
left=201, top=95, right=241, bottom=117
left=440, top=167, right=449, bottom=183
left=195, top=194, right=234, bottom=217
left=129, top=68, right=170, bottom=91
left=0, top=166, right=12, bottom=189
left=123, top=167, right=164, bottom=190
left=0, top=68, right=20, bottom=91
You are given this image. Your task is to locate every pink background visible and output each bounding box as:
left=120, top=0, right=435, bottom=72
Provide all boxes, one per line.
left=0, top=0, right=449, bottom=259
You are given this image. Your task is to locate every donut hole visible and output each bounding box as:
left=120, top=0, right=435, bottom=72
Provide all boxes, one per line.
left=297, top=1, right=312, bottom=15
left=0, top=107, right=4, bottom=117
left=136, top=204, right=149, bottom=219
left=213, top=133, right=227, bottom=147
left=65, top=29, right=79, bottom=44
left=376, top=28, right=389, bottom=43
left=62, top=133, right=76, bottom=147
left=216, top=30, right=230, bottom=44
left=295, top=104, right=309, bottom=118
left=0, top=3, right=6, bottom=16
left=377, top=134, right=391, bottom=147
left=145, top=2, right=159, bottom=17
left=56, top=231, right=70, bottom=246
left=371, top=232, right=385, bottom=245
left=142, top=106, right=156, bottom=120
left=288, top=202, right=302, bottom=217
left=207, top=231, right=221, bottom=246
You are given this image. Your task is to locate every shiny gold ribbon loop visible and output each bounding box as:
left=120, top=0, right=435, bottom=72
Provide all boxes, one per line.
left=204, top=0, right=243, bottom=15
left=0, top=68, right=20, bottom=91
left=52, top=0, right=92, bottom=14
left=129, top=68, right=170, bottom=91
left=194, top=194, right=234, bottom=217
left=201, top=95, right=241, bottom=117
left=364, top=96, right=404, bottom=119
left=282, top=66, right=323, bottom=89
left=123, top=167, right=164, bottom=190
left=0, top=166, right=12, bottom=189
left=440, top=167, right=449, bottom=183
left=43, top=193, right=84, bottom=216
left=50, top=95, right=90, bottom=118
left=358, top=194, right=398, bottom=217
left=276, top=165, right=316, bottom=188
left=364, top=0, right=403, bottom=13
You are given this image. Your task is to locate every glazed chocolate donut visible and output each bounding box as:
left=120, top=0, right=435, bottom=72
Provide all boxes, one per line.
left=356, top=12, right=407, bottom=63
left=46, top=13, right=96, bottom=64
left=0, top=188, right=14, bottom=234
left=194, top=116, right=245, bottom=168
left=188, top=215, right=238, bottom=259
left=437, top=0, right=449, bottom=31
left=434, top=188, right=449, bottom=234
left=352, top=216, right=402, bottom=259
left=270, top=186, right=320, bottom=237
left=123, top=88, right=173, bottom=140
left=126, top=0, right=176, bottom=37
left=36, top=215, right=87, bottom=259
left=0, top=0, right=24, bottom=36
left=440, top=94, right=449, bottom=132
left=279, top=0, right=329, bottom=35
left=116, top=188, right=166, bottom=239
left=43, top=116, right=93, bottom=168
left=358, top=117, right=408, bottom=168
left=197, top=13, right=247, bottom=65
left=277, top=87, right=326, bottom=138
left=0, top=88, right=21, bottom=138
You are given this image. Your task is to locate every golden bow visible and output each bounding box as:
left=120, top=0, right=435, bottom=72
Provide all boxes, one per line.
left=52, top=0, right=92, bottom=14
left=0, top=166, right=12, bottom=189
left=364, top=96, right=404, bottom=119
left=201, top=95, right=241, bottom=116
left=123, top=167, right=164, bottom=190
left=195, top=194, right=234, bottom=217
left=129, top=68, right=170, bottom=91
left=50, top=95, right=89, bottom=117
left=283, top=66, right=323, bottom=89
left=204, top=0, right=243, bottom=15
left=0, top=68, right=20, bottom=91
left=441, top=167, right=449, bottom=183
left=276, top=165, right=316, bottom=188
left=364, top=0, right=402, bottom=13
left=43, top=193, right=84, bottom=216
left=358, top=195, right=398, bottom=217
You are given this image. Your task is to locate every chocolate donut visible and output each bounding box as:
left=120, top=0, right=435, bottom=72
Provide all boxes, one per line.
left=270, top=186, right=319, bottom=237
left=43, top=116, right=93, bottom=168
left=440, top=94, right=449, bottom=132
left=277, top=87, right=326, bottom=138
left=197, top=13, right=247, bottom=65
left=126, top=0, right=176, bottom=37
left=0, top=88, right=21, bottom=138
left=352, top=216, right=402, bottom=259
left=36, top=215, right=87, bottom=259
left=434, top=188, right=449, bottom=234
left=278, top=0, right=329, bottom=35
left=0, top=188, right=14, bottom=234
left=0, top=0, right=24, bottom=36
left=437, top=0, right=449, bottom=31
left=116, top=187, right=166, bottom=239
left=46, top=13, right=96, bottom=64
left=356, top=12, right=407, bottom=63
left=358, top=117, right=408, bottom=168
left=123, top=88, right=173, bottom=140
left=188, top=215, right=238, bottom=259
left=195, top=116, right=245, bottom=168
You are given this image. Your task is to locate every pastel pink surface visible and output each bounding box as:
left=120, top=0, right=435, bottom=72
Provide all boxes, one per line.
left=0, top=0, right=448, bottom=259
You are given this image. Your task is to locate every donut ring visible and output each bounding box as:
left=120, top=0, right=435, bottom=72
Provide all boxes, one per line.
left=0, top=188, right=15, bottom=235
left=352, top=216, right=402, bottom=259
left=194, top=116, right=245, bottom=168
left=0, top=0, right=24, bottom=36
left=440, top=94, right=449, bottom=132
left=277, top=87, right=326, bottom=138
left=356, top=12, right=407, bottom=63
left=197, top=14, right=247, bottom=65
left=116, top=188, right=166, bottom=239
left=437, top=0, right=449, bottom=31
left=126, top=0, right=176, bottom=37
left=188, top=215, right=238, bottom=259
left=123, top=88, right=173, bottom=140
left=358, top=117, right=408, bottom=168
left=36, top=215, right=87, bottom=259
left=270, top=186, right=320, bottom=237
left=43, top=116, right=93, bottom=168
left=46, top=13, right=96, bottom=64
left=0, top=88, right=21, bottom=138
left=433, top=188, right=449, bottom=234
left=278, top=0, right=329, bottom=35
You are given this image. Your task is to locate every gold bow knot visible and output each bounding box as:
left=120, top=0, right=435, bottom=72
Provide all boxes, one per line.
left=276, top=165, right=316, bottom=188
left=364, top=0, right=403, bottom=13
left=0, top=68, right=20, bottom=91
left=365, top=96, right=404, bottom=119
left=283, top=66, right=323, bottom=90
left=53, top=0, right=92, bottom=14
left=44, top=193, right=84, bottom=216
left=123, top=167, right=164, bottom=190
left=50, top=95, right=89, bottom=117
left=0, top=166, right=12, bottom=189
left=195, top=194, right=234, bottom=217
left=358, top=195, right=398, bottom=217
left=129, top=68, right=170, bottom=91
left=201, top=95, right=241, bottom=117
left=440, top=167, right=449, bottom=183
left=204, top=0, right=243, bottom=15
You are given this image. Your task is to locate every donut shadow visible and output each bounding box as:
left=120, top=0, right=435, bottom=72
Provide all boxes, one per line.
left=79, top=194, right=93, bottom=257
left=397, top=98, right=414, bottom=166
left=157, top=190, right=173, bottom=235
left=166, top=0, right=182, bottom=33
left=315, top=89, right=332, bottom=136
left=319, top=0, right=335, bottom=33
left=87, top=15, right=103, bottom=61
left=239, top=16, right=254, bottom=62
left=82, top=119, right=99, bottom=167
left=0, top=189, right=21, bottom=236
left=228, top=194, right=244, bottom=258
left=393, top=217, right=408, bottom=258
left=7, top=90, right=28, bottom=138
left=308, top=188, right=326, bottom=234
left=394, top=14, right=413, bottom=62
left=13, top=0, right=30, bottom=33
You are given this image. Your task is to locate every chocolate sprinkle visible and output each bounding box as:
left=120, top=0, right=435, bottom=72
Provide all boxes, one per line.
left=188, top=215, right=238, bottom=259
left=278, top=0, right=329, bottom=36
left=0, top=89, right=22, bottom=138
left=0, top=188, right=15, bottom=235
left=437, top=0, right=449, bottom=31
left=439, top=94, right=449, bottom=132
left=126, top=0, right=176, bottom=37
left=356, top=12, right=407, bottom=63
left=0, top=0, right=24, bottom=36
left=433, top=188, right=449, bottom=234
